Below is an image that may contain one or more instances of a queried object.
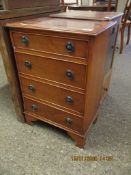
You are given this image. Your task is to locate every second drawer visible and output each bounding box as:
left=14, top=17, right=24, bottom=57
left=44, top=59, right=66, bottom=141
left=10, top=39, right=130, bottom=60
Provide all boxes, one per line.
left=20, top=76, right=85, bottom=114
left=15, top=52, right=86, bottom=89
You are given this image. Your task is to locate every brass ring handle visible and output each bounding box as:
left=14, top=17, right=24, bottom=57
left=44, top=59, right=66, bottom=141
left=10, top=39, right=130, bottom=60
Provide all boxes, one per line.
left=66, top=96, right=73, bottom=104
left=65, top=70, right=74, bottom=80
left=31, top=104, right=38, bottom=112
left=28, top=84, right=35, bottom=92
left=21, top=36, right=29, bottom=46
left=66, top=42, right=75, bottom=53
left=65, top=117, right=73, bottom=125
left=24, top=61, right=32, bottom=69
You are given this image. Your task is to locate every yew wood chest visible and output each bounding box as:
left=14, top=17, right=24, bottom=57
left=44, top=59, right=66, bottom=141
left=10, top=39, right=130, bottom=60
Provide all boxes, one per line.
left=7, top=17, right=119, bottom=148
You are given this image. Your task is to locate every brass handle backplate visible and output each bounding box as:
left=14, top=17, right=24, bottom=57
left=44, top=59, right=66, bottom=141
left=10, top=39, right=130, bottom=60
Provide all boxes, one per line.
left=66, top=96, right=73, bottom=104
left=28, top=84, right=35, bottom=92
left=24, top=61, right=32, bottom=69
left=65, top=69, right=74, bottom=80
left=65, top=117, right=73, bottom=125
left=66, top=42, right=75, bottom=53
left=31, top=104, right=38, bottom=112
left=21, top=36, right=29, bottom=46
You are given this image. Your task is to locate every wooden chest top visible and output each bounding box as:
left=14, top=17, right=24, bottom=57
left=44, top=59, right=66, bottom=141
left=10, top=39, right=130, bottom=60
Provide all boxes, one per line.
left=6, top=17, right=116, bottom=36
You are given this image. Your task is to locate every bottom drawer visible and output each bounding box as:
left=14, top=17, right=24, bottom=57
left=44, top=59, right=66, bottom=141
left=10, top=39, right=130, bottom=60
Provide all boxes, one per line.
left=24, top=97, right=83, bottom=133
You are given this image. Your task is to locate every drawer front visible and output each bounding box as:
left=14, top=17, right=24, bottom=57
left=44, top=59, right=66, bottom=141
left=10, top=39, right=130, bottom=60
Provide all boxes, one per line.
left=11, top=32, right=88, bottom=58
left=24, top=97, right=83, bottom=133
left=20, top=76, right=85, bottom=114
left=15, top=53, right=86, bottom=89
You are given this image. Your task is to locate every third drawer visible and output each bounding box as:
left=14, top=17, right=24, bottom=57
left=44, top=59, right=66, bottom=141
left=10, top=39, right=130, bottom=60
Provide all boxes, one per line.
left=20, top=76, right=85, bottom=114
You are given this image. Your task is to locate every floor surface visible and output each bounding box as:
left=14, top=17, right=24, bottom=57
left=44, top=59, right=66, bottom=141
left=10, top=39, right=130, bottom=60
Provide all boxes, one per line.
left=0, top=38, right=131, bottom=175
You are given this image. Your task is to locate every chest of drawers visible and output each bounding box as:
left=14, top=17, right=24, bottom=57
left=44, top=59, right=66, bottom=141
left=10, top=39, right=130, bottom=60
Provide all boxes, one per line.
left=7, top=17, right=119, bottom=148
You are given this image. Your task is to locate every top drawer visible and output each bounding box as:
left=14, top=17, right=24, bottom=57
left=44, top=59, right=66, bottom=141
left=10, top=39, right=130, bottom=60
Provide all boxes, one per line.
left=11, top=32, right=88, bottom=58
